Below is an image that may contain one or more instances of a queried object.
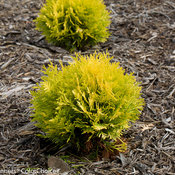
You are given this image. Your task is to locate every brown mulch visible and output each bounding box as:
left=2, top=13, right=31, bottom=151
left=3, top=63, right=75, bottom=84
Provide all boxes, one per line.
left=0, top=0, right=175, bottom=174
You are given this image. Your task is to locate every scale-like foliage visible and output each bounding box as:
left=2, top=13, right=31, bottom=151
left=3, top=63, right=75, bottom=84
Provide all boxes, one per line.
left=30, top=52, right=144, bottom=152
left=34, top=0, right=111, bottom=51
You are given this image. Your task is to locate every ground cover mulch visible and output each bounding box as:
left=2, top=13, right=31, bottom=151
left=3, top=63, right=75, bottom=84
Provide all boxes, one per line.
left=0, top=0, right=175, bottom=174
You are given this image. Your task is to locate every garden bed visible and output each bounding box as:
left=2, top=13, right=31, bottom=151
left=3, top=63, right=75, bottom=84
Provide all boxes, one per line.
left=0, top=0, right=175, bottom=174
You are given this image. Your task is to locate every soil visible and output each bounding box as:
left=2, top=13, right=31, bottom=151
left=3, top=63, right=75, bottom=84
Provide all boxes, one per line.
left=0, top=0, right=175, bottom=174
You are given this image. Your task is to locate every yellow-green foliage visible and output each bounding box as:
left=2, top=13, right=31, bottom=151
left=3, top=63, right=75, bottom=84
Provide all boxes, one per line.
left=30, top=52, right=144, bottom=151
left=34, top=0, right=111, bottom=51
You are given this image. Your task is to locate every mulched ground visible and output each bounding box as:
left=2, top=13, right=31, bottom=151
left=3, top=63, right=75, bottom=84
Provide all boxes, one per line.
left=0, top=0, right=175, bottom=174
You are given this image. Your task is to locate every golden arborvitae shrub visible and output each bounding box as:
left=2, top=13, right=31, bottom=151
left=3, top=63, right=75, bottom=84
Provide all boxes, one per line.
left=30, top=52, right=144, bottom=152
left=34, top=0, right=111, bottom=51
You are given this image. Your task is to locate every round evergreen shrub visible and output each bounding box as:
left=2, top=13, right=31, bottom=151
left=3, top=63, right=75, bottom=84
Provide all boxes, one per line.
left=30, top=52, right=144, bottom=152
left=34, top=0, right=111, bottom=51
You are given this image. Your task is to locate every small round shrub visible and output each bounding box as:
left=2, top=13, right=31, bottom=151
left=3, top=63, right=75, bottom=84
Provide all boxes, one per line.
left=34, top=0, right=111, bottom=51
left=30, top=52, right=144, bottom=152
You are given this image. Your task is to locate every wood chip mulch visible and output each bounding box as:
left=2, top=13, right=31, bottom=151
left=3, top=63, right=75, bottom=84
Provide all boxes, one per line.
left=0, top=0, right=175, bottom=174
